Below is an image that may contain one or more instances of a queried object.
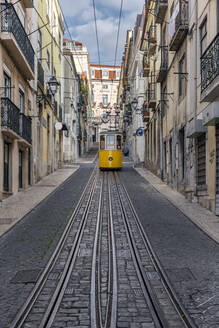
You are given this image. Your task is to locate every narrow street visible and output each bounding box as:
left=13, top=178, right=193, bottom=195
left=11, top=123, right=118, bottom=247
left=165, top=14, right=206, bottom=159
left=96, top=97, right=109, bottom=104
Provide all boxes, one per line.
left=0, top=150, right=219, bottom=328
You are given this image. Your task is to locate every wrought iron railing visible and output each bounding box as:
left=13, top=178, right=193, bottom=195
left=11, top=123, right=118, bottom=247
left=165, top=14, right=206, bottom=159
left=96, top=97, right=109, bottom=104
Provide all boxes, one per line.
left=1, top=3, right=35, bottom=72
left=1, top=97, right=32, bottom=143
left=201, top=32, right=219, bottom=93
left=1, top=97, right=20, bottom=135
left=20, top=113, right=32, bottom=144
left=38, top=60, right=44, bottom=87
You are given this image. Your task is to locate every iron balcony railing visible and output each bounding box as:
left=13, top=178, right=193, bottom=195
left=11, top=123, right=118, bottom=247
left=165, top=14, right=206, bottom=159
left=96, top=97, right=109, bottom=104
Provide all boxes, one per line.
left=1, top=97, right=20, bottom=135
left=1, top=97, right=32, bottom=144
left=169, top=0, right=188, bottom=48
left=201, top=32, right=219, bottom=93
left=20, top=113, right=32, bottom=144
left=1, top=3, right=34, bottom=72
left=37, top=60, right=44, bottom=87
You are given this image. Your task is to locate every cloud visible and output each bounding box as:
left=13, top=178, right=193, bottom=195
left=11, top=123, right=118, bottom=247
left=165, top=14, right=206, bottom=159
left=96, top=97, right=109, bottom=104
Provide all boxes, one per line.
left=59, top=0, right=145, bottom=64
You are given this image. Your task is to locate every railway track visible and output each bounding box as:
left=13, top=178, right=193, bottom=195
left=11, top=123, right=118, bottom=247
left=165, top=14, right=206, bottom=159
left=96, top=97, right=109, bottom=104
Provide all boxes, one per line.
left=10, top=170, right=197, bottom=328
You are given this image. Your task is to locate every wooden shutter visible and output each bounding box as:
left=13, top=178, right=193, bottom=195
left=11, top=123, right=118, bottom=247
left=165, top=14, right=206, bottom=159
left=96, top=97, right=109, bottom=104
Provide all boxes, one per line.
left=95, top=70, right=102, bottom=79
left=109, top=70, right=116, bottom=79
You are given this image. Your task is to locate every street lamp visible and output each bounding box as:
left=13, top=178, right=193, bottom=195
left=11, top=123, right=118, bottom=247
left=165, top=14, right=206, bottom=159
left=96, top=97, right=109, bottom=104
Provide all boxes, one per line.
left=47, top=76, right=60, bottom=96
left=131, top=98, right=138, bottom=111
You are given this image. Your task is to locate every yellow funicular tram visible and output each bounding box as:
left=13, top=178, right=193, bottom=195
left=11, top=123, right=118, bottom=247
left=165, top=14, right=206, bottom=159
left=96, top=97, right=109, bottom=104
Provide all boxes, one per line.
left=99, top=130, right=122, bottom=170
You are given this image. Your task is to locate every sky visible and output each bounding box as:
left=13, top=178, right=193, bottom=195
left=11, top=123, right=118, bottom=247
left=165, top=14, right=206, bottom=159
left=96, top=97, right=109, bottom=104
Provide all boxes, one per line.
left=59, top=0, right=145, bottom=66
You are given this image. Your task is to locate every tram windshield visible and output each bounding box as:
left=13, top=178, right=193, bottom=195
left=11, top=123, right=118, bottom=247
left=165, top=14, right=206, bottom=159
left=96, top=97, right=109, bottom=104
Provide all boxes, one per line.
left=117, top=135, right=122, bottom=149
left=106, top=135, right=115, bottom=150
left=100, top=135, right=105, bottom=150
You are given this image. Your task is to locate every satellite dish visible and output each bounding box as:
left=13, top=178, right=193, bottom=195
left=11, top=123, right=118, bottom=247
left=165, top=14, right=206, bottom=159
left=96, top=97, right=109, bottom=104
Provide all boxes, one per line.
left=55, top=122, right=63, bottom=130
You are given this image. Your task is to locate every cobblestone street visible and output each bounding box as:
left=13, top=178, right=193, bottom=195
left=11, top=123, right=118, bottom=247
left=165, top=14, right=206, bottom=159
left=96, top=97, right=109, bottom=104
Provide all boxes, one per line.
left=0, top=162, right=219, bottom=327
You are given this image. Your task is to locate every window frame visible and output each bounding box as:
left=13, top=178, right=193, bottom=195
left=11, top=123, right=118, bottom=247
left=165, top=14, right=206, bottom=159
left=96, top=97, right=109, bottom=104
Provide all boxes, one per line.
left=200, top=18, right=207, bottom=56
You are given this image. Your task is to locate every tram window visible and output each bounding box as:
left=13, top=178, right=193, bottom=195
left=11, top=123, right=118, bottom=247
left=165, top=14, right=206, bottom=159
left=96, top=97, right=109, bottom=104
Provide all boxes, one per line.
left=106, top=135, right=115, bottom=150
left=100, top=135, right=105, bottom=150
left=117, top=135, right=122, bottom=149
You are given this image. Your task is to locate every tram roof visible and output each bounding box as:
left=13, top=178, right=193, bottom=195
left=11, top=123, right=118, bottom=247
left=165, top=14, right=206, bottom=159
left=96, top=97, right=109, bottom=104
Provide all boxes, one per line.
left=99, top=130, right=122, bottom=135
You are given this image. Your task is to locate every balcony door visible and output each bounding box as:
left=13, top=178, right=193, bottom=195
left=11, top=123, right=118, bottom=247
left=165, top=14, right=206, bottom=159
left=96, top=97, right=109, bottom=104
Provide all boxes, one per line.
left=4, top=142, right=10, bottom=192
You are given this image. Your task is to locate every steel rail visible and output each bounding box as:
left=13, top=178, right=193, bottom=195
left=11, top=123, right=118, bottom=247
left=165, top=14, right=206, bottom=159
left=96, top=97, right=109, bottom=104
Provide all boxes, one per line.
left=115, top=171, right=198, bottom=328
left=41, top=171, right=99, bottom=328
left=112, top=172, right=164, bottom=328
left=10, top=167, right=97, bottom=328
left=91, top=171, right=104, bottom=327
left=107, top=172, right=117, bottom=328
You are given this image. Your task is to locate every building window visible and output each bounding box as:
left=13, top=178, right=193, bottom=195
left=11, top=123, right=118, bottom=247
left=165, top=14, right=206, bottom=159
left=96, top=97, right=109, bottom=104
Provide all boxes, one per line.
left=179, top=55, right=186, bottom=99
left=91, top=70, right=94, bottom=77
left=4, top=72, right=11, bottom=99
left=116, top=71, right=120, bottom=78
left=102, top=71, right=108, bottom=77
left=103, top=84, right=108, bottom=89
left=102, top=94, right=108, bottom=106
left=200, top=19, right=207, bottom=56
left=19, top=89, right=25, bottom=113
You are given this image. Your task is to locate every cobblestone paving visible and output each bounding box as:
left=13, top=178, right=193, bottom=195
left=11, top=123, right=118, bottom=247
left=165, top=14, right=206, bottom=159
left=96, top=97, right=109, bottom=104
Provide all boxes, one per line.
left=116, top=174, right=185, bottom=327
left=4, top=165, right=219, bottom=327
left=110, top=173, right=155, bottom=328
left=0, top=165, right=94, bottom=328
left=120, top=165, right=219, bottom=328
left=21, top=171, right=98, bottom=327
left=51, top=175, right=102, bottom=327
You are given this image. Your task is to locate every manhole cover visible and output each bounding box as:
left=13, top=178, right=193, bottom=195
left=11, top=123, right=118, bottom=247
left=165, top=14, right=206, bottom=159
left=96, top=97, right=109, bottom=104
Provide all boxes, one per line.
left=11, top=269, right=41, bottom=284
left=166, top=268, right=195, bottom=282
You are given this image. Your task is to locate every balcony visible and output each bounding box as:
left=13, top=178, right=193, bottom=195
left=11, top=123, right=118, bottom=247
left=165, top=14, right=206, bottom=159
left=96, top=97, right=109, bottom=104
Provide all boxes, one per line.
left=148, top=25, right=157, bottom=56
left=21, top=0, right=34, bottom=8
left=169, top=0, right=188, bottom=51
left=37, top=61, right=44, bottom=88
left=0, top=3, right=34, bottom=80
left=155, top=0, right=168, bottom=24
left=143, top=53, right=150, bottom=77
left=157, top=46, right=168, bottom=82
left=200, top=33, right=219, bottom=102
left=1, top=97, right=32, bottom=145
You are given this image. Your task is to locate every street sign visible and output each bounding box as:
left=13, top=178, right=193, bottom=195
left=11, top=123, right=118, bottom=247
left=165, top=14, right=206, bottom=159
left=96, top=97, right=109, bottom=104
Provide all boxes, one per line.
left=136, top=128, right=144, bottom=136
left=55, top=122, right=63, bottom=130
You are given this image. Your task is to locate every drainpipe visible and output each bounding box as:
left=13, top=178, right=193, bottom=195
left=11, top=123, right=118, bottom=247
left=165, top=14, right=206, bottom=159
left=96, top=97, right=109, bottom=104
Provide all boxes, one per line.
left=194, top=0, right=198, bottom=197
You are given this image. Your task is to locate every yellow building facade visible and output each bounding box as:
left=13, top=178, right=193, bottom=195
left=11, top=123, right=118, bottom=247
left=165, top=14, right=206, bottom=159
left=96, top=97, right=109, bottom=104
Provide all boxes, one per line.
left=36, top=0, right=64, bottom=180
left=0, top=0, right=35, bottom=199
